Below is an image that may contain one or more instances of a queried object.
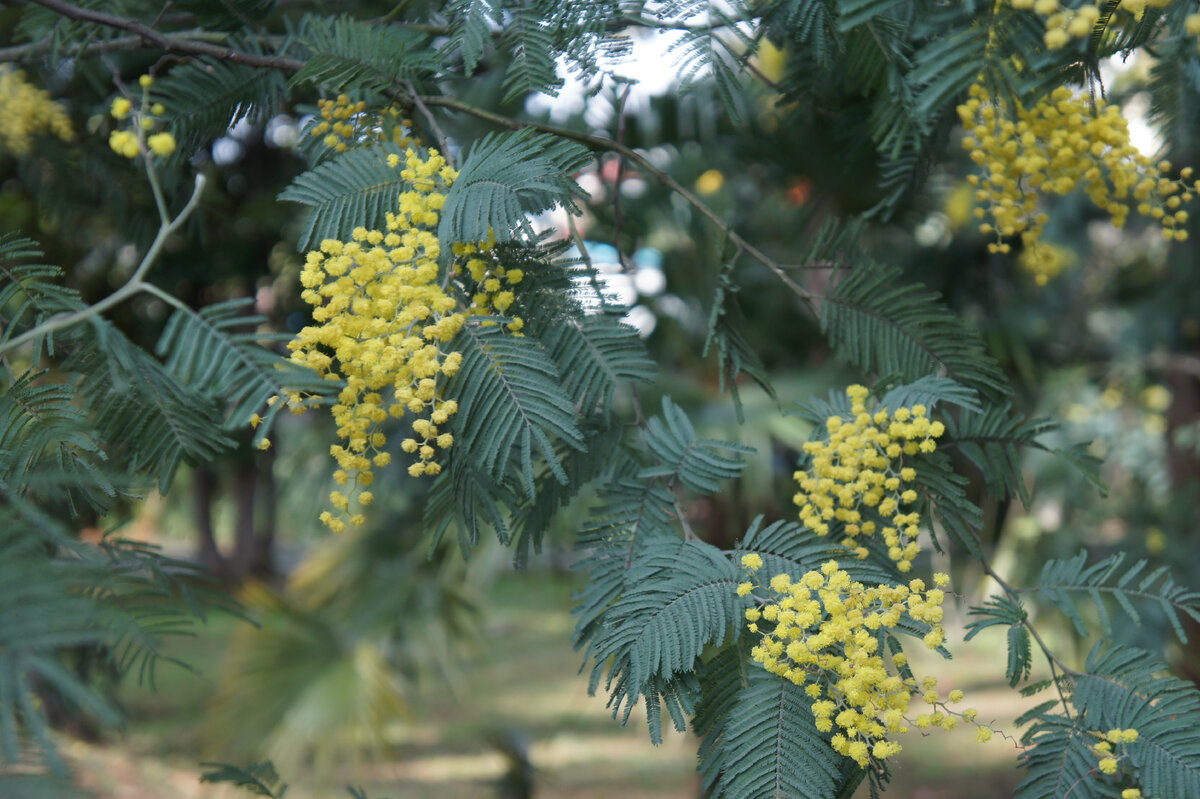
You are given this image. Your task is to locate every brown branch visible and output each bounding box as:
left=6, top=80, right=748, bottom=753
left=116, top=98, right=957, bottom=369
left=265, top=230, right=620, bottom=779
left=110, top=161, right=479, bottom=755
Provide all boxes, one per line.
left=22, top=0, right=304, bottom=71
left=21, top=0, right=813, bottom=313
left=419, top=94, right=818, bottom=314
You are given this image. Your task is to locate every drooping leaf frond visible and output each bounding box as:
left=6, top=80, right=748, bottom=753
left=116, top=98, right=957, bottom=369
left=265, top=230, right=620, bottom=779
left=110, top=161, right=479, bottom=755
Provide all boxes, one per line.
left=291, top=14, right=437, bottom=95
left=0, top=234, right=81, bottom=345
left=0, top=370, right=106, bottom=506
left=439, top=130, right=590, bottom=245
left=964, top=594, right=1033, bottom=687
left=500, top=8, right=564, bottom=101
left=446, top=319, right=585, bottom=496
left=439, top=0, right=502, bottom=75
left=540, top=312, right=656, bottom=422
left=697, top=659, right=844, bottom=799
left=704, top=262, right=778, bottom=423
left=277, top=142, right=409, bottom=251
left=1018, top=645, right=1200, bottom=799
left=64, top=322, right=231, bottom=493
left=155, top=49, right=289, bottom=155
left=1031, top=550, right=1200, bottom=642
left=578, top=538, right=743, bottom=734
left=822, top=261, right=1009, bottom=397
left=0, top=505, right=231, bottom=772
left=638, top=396, right=753, bottom=495
left=156, top=299, right=333, bottom=439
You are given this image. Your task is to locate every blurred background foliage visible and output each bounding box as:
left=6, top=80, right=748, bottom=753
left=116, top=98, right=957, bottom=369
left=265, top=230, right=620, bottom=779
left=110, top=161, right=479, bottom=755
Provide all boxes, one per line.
left=2, top=1, right=1200, bottom=797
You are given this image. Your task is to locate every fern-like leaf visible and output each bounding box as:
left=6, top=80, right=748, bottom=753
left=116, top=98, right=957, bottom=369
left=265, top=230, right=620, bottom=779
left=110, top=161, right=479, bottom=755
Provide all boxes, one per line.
left=698, top=662, right=843, bottom=798
left=155, top=50, right=288, bottom=155
left=277, top=142, right=409, bottom=251
left=580, top=538, right=742, bottom=732
left=439, top=130, right=590, bottom=245
left=291, top=14, right=437, bottom=94
left=1032, top=550, right=1200, bottom=642
left=447, top=319, right=585, bottom=497
left=540, top=312, right=656, bottom=422
left=638, top=396, right=752, bottom=495
left=822, top=261, right=1009, bottom=397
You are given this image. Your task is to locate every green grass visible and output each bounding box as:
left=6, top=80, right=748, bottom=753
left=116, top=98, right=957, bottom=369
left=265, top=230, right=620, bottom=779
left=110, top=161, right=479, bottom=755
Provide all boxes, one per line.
left=60, top=572, right=1031, bottom=799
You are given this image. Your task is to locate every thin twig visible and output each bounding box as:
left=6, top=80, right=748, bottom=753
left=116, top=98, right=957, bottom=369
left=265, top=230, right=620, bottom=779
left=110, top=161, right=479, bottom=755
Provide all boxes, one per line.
left=0, top=173, right=207, bottom=357
left=23, top=0, right=304, bottom=71
left=420, top=94, right=818, bottom=314
left=404, top=80, right=452, bottom=164
left=23, top=0, right=817, bottom=314
left=612, top=83, right=632, bottom=272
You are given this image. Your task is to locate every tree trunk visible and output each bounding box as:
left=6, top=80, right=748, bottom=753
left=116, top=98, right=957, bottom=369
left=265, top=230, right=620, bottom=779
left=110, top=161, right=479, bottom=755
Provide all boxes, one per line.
left=194, top=466, right=225, bottom=574
left=250, top=447, right=278, bottom=578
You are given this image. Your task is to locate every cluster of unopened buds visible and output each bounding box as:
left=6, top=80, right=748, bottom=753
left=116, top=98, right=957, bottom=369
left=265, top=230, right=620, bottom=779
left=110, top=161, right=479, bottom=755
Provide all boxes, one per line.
left=310, top=94, right=414, bottom=152
left=738, top=556, right=994, bottom=770
left=793, top=384, right=944, bottom=573
left=959, top=81, right=1198, bottom=284
left=108, top=75, right=176, bottom=160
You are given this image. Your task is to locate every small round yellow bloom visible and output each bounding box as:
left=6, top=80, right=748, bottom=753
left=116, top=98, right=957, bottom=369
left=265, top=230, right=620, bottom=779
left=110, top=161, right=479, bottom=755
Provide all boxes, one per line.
left=110, top=97, right=132, bottom=119
left=741, top=553, right=764, bottom=571
left=147, top=131, right=176, bottom=156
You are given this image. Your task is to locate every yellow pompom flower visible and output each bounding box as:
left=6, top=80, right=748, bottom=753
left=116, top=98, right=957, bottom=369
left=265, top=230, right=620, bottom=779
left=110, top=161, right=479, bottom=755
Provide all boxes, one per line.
left=111, top=97, right=132, bottom=119
left=147, top=131, right=176, bottom=157
left=108, top=129, right=140, bottom=159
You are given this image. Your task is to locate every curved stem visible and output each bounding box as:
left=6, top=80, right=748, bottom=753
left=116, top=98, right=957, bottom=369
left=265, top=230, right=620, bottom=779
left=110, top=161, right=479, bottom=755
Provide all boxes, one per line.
left=419, top=94, right=818, bottom=315
left=0, top=174, right=206, bottom=357
left=973, top=536, right=1080, bottom=721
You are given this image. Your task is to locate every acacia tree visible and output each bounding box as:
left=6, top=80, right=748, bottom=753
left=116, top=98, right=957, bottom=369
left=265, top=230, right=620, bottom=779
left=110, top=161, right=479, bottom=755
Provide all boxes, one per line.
left=3, top=1, right=1200, bottom=797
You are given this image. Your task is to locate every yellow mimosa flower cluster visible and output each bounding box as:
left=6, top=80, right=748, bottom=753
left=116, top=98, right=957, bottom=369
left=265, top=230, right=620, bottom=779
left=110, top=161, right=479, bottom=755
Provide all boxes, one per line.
left=289, top=147, right=470, bottom=531
left=1006, top=0, right=1172, bottom=49
left=793, top=385, right=944, bottom=573
left=310, top=94, right=414, bottom=153
left=959, top=82, right=1197, bottom=283
left=739, top=557, right=988, bottom=770
left=0, top=66, right=73, bottom=156
left=107, top=75, right=175, bottom=160
left=1090, top=728, right=1139, bottom=777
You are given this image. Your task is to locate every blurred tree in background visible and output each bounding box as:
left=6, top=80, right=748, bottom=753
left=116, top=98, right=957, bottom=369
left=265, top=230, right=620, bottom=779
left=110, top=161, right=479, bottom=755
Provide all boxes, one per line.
left=4, top=2, right=1200, bottom=798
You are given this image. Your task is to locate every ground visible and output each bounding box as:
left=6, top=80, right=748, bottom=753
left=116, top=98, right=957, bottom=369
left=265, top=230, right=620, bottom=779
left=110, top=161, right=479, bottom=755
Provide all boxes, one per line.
left=59, top=572, right=1033, bottom=799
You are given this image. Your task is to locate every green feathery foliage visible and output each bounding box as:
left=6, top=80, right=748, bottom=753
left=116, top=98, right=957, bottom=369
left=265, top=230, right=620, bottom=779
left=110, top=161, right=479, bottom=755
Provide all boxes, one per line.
left=154, top=49, right=290, bottom=156
left=1031, top=550, right=1200, bottom=642
left=579, top=538, right=742, bottom=736
left=821, top=261, right=1010, bottom=398
left=704, top=260, right=778, bottom=423
left=277, top=142, right=411, bottom=251
left=540, top=312, right=657, bottom=423
left=156, top=299, right=332, bottom=440
left=1018, top=645, right=1200, bottom=799
left=291, top=15, right=438, bottom=95
left=446, top=318, right=585, bottom=492
left=439, top=130, right=591, bottom=245
left=964, top=594, right=1033, bottom=688
left=696, top=651, right=845, bottom=799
